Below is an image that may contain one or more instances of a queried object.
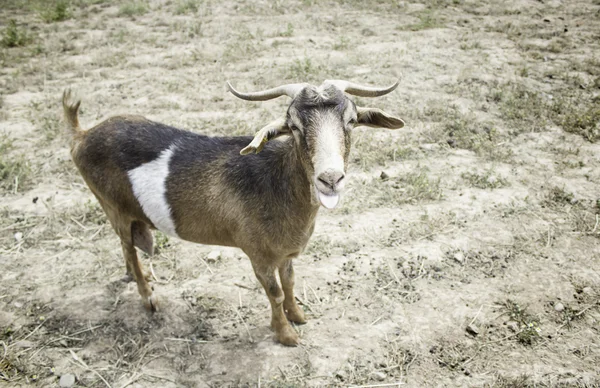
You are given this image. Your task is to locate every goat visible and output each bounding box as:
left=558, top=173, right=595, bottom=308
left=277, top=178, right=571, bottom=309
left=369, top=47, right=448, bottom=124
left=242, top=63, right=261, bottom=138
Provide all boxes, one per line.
left=62, top=80, right=404, bottom=346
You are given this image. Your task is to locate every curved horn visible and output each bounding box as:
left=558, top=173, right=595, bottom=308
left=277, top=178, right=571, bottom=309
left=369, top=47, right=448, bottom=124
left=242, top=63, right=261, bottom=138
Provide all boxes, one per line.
left=324, top=79, right=400, bottom=97
left=226, top=81, right=307, bottom=101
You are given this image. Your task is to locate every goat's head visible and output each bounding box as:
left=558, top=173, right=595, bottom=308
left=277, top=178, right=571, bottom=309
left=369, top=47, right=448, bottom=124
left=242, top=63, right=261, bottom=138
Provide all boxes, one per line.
left=227, top=79, right=405, bottom=209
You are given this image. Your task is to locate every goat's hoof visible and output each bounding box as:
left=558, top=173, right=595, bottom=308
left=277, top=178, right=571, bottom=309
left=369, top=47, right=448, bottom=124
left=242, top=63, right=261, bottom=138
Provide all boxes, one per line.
left=276, top=326, right=300, bottom=346
left=143, top=294, right=159, bottom=313
left=121, top=273, right=134, bottom=283
left=285, top=308, right=306, bottom=324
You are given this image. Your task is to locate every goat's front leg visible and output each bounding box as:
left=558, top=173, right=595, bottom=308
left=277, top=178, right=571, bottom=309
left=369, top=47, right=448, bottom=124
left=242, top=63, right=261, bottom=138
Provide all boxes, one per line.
left=279, top=260, right=306, bottom=324
left=251, top=261, right=299, bottom=346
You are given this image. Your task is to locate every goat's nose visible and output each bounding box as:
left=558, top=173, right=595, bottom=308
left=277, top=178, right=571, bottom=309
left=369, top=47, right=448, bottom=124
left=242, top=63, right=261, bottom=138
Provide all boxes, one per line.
left=317, top=169, right=345, bottom=190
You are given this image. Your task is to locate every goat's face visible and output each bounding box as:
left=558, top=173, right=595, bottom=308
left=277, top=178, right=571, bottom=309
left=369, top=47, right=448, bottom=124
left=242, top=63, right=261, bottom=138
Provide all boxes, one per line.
left=286, top=85, right=354, bottom=209
left=228, top=79, right=405, bottom=209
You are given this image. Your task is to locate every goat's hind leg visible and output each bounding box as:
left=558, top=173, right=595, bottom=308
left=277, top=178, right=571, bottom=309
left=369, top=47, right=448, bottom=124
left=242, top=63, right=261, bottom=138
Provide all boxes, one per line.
left=96, top=200, right=152, bottom=283
left=115, top=223, right=153, bottom=283
left=120, top=236, right=157, bottom=312
left=131, top=221, right=154, bottom=282
left=279, top=260, right=306, bottom=324
left=108, top=211, right=157, bottom=312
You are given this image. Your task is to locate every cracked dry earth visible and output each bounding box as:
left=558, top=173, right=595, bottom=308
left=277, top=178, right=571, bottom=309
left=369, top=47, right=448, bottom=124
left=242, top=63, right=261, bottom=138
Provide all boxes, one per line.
left=1, top=0, right=600, bottom=387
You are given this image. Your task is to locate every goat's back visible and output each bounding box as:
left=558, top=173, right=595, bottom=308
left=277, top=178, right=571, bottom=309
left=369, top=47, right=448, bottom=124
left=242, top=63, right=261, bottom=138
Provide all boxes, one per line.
left=71, top=115, right=257, bottom=243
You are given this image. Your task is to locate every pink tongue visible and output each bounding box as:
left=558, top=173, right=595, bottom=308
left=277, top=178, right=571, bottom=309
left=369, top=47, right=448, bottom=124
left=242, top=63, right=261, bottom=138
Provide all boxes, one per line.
left=318, top=192, right=340, bottom=209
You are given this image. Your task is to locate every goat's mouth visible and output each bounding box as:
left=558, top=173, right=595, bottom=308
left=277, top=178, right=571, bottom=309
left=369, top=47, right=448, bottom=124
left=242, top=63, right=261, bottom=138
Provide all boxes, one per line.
left=316, top=189, right=340, bottom=209
left=313, top=168, right=345, bottom=209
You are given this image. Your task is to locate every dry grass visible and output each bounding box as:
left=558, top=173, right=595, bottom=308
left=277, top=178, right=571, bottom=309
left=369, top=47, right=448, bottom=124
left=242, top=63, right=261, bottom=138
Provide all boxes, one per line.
left=501, top=300, right=542, bottom=345
left=399, top=9, right=444, bottom=31
left=345, top=169, right=443, bottom=212
left=420, top=102, right=513, bottom=161
left=461, top=168, right=508, bottom=189
left=1, top=20, right=32, bottom=48
left=0, top=137, right=31, bottom=194
left=1, top=0, right=600, bottom=386
left=37, top=0, right=72, bottom=23
left=352, top=131, right=418, bottom=170
left=118, top=1, right=148, bottom=17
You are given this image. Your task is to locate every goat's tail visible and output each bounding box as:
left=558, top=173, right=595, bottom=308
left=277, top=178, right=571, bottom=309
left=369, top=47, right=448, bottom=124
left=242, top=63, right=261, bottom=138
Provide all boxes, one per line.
left=62, top=89, right=82, bottom=136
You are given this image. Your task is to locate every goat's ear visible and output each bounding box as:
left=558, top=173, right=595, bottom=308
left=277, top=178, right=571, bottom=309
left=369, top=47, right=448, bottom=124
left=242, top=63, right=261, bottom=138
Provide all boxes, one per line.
left=240, top=118, right=290, bottom=155
left=357, top=107, right=405, bottom=129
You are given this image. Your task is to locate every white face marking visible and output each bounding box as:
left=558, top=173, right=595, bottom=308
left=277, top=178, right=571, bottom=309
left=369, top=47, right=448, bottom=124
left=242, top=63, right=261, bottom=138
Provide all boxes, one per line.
left=312, top=114, right=345, bottom=208
left=313, top=115, right=345, bottom=177
left=128, top=145, right=179, bottom=237
left=313, top=117, right=344, bottom=179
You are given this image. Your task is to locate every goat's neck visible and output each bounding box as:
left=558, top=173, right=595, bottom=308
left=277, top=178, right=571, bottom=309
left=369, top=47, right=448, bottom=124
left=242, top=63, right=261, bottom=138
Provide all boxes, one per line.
left=266, top=138, right=319, bottom=220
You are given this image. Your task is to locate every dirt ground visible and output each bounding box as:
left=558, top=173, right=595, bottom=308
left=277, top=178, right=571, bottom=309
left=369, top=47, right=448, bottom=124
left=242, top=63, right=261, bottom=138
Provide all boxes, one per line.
left=1, top=0, right=600, bottom=386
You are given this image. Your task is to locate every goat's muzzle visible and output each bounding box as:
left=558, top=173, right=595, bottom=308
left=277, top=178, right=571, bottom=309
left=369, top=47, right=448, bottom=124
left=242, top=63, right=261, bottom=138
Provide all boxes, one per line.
left=315, top=169, right=345, bottom=209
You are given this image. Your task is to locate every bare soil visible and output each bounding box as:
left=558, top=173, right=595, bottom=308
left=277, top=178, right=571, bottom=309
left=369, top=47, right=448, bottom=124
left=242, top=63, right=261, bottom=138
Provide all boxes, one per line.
left=1, top=0, right=600, bottom=387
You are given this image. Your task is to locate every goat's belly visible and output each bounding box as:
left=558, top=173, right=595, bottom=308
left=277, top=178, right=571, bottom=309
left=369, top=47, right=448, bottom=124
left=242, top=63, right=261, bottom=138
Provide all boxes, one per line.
left=176, top=226, right=237, bottom=247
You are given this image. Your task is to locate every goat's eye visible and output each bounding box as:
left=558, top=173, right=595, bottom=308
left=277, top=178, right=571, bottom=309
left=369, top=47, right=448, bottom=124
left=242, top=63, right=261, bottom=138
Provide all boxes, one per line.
left=347, top=118, right=357, bottom=126
left=290, top=124, right=299, bottom=132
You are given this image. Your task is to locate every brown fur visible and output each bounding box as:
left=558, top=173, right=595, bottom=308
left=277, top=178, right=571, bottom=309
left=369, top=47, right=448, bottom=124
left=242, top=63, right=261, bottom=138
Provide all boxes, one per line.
left=62, top=91, right=313, bottom=343
left=61, top=84, right=403, bottom=346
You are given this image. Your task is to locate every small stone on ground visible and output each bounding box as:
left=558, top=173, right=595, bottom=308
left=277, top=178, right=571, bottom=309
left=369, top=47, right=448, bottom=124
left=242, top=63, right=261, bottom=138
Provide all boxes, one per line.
left=466, top=324, right=480, bottom=336
left=59, top=374, right=76, bottom=388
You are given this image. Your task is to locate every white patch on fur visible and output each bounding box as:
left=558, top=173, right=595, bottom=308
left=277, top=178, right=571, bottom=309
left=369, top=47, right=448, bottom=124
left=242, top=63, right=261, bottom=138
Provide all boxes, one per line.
left=128, top=145, right=179, bottom=237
